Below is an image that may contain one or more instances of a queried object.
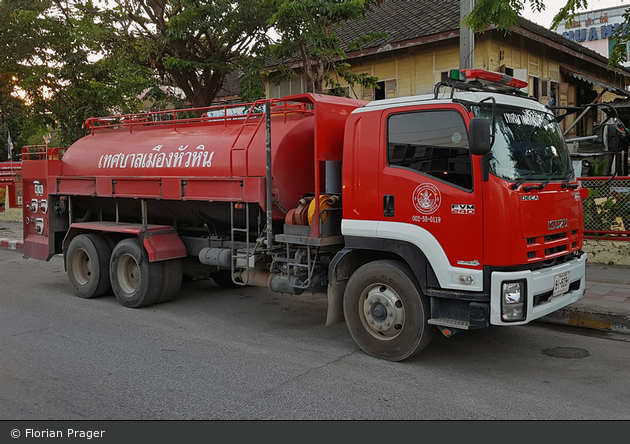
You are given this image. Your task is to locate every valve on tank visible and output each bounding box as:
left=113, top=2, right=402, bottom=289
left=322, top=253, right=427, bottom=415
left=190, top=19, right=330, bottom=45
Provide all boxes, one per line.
left=27, top=199, right=38, bottom=213
left=34, top=218, right=45, bottom=235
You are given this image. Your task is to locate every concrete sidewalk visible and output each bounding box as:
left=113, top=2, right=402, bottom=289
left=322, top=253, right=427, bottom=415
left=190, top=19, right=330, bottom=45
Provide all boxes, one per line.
left=0, top=221, right=23, bottom=251
left=539, top=262, right=630, bottom=334
left=2, top=220, right=629, bottom=335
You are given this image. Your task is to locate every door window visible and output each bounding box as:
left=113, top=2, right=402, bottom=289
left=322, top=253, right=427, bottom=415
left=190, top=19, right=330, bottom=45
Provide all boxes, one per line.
left=387, top=110, right=472, bottom=189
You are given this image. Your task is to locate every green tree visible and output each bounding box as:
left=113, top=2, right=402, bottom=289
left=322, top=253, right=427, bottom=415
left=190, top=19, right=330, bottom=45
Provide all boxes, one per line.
left=609, top=8, right=630, bottom=66
left=112, top=0, right=276, bottom=108
left=0, top=74, right=36, bottom=161
left=0, top=0, right=155, bottom=146
left=269, top=0, right=387, bottom=96
left=463, top=0, right=629, bottom=66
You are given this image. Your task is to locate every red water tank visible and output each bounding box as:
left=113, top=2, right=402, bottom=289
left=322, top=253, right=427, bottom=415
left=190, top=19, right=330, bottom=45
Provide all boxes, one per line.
left=60, top=105, right=316, bottom=218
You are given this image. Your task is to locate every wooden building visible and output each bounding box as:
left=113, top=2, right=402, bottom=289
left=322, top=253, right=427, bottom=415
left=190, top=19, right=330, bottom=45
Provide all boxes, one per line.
left=265, top=0, right=630, bottom=140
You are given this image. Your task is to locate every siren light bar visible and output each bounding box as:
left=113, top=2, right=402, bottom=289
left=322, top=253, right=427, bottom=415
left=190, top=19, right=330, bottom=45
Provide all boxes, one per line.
left=449, top=69, right=528, bottom=89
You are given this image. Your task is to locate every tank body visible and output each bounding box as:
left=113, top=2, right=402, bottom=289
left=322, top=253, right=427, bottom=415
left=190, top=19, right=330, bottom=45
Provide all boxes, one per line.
left=60, top=112, right=316, bottom=221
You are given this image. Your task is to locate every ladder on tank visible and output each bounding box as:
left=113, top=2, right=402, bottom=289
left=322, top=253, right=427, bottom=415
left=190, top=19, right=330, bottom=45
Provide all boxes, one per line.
left=229, top=100, right=267, bottom=158
left=228, top=101, right=267, bottom=285
left=230, top=202, right=254, bottom=286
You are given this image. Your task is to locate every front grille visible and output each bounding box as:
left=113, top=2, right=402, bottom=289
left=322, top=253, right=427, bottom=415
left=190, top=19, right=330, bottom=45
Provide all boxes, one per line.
left=545, top=245, right=567, bottom=255
left=525, top=228, right=581, bottom=262
left=545, top=232, right=567, bottom=242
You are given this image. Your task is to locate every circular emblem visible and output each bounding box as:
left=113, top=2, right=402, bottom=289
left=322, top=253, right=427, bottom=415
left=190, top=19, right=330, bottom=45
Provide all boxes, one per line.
left=412, top=183, right=441, bottom=215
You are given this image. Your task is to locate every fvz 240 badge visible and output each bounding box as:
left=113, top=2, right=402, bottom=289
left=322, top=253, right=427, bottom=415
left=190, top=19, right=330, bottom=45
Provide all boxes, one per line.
left=452, top=204, right=475, bottom=215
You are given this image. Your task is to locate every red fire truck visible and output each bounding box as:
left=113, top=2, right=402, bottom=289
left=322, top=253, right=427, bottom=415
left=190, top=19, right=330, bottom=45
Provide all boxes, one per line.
left=21, top=69, right=588, bottom=361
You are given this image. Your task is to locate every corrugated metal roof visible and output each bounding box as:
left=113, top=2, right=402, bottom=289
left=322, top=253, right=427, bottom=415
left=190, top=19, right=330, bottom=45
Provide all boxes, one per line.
left=561, top=67, right=630, bottom=97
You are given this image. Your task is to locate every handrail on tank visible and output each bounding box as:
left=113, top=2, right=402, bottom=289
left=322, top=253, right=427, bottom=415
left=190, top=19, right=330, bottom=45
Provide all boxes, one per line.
left=85, top=98, right=314, bottom=135
left=22, top=145, right=66, bottom=161
left=21, top=145, right=47, bottom=161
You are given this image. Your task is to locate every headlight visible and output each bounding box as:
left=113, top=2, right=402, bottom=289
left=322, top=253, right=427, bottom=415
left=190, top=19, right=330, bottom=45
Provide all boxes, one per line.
left=502, top=280, right=526, bottom=321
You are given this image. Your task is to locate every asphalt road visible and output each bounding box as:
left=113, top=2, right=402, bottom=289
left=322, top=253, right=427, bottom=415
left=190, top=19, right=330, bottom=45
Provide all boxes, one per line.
left=1, top=249, right=629, bottom=420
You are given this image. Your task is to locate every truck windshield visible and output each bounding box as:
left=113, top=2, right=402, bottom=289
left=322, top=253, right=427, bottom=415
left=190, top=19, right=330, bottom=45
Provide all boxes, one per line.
left=473, top=105, right=574, bottom=183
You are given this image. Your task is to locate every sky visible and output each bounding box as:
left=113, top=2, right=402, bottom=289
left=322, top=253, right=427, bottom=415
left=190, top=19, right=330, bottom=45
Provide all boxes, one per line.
left=519, top=0, right=630, bottom=28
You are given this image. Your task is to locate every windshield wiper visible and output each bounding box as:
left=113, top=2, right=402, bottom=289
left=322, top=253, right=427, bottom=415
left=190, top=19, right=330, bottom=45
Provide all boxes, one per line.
left=511, top=171, right=536, bottom=190
left=523, top=171, right=559, bottom=192
left=561, top=177, right=579, bottom=189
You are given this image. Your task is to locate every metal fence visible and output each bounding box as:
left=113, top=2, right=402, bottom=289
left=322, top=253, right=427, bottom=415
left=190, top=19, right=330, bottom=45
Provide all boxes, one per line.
left=578, top=176, right=630, bottom=240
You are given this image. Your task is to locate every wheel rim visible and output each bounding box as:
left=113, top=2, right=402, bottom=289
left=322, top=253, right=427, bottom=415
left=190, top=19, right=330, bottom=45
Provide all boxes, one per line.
left=72, top=248, right=91, bottom=286
left=359, top=283, right=405, bottom=339
left=117, top=254, right=140, bottom=295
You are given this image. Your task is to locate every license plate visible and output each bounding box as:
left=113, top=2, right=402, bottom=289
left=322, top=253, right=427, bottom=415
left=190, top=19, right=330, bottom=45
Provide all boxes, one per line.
left=552, top=271, right=570, bottom=297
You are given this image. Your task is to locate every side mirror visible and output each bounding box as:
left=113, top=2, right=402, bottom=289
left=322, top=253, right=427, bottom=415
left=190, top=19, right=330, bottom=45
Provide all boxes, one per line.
left=468, top=117, right=491, bottom=155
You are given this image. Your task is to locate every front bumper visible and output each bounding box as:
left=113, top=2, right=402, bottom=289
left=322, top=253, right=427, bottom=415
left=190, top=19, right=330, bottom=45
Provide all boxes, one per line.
left=489, top=253, right=587, bottom=326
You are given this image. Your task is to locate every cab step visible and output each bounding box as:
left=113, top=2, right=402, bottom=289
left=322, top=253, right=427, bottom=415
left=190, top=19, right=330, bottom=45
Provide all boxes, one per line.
left=428, top=318, right=471, bottom=330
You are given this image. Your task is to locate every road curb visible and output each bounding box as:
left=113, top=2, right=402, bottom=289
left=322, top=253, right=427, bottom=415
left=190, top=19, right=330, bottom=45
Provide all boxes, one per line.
left=0, top=239, right=23, bottom=251
left=538, top=304, right=630, bottom=335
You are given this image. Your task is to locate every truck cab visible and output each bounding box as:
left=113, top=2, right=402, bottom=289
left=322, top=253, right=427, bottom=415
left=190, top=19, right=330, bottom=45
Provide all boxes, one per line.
left=334, top=69, right=586, bottom=360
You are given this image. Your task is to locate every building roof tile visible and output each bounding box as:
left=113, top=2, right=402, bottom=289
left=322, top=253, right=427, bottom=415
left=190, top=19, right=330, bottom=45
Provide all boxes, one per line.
left=268, top=0, right=630, bottom=79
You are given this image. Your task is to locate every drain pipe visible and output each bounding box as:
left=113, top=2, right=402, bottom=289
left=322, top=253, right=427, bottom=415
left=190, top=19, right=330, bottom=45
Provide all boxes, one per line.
left=265, top=101, right=273, bottom=250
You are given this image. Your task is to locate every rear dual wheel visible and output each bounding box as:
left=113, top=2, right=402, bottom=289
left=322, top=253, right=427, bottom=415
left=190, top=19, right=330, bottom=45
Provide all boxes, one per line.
left=155, top=258, right=182, bottom=304
left=343, top=259, right=435, bottom=361
left=67, top=235, right=182, bottom=308
left=109, top=239, right=181, bottom=308
left=66, top=234, right=112, bottom=299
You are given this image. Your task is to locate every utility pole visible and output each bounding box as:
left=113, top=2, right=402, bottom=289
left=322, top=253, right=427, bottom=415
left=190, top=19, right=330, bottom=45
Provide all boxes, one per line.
left=460, top=0, right=475, bottom=70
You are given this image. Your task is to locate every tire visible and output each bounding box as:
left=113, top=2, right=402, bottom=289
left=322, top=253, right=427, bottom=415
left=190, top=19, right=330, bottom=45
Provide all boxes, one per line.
left=154, top=259, right=182, bottom=304
left=109, top=238, right=164, bottom=308
left=66, top=234, right=112, bottom=299
left=343, top=259, right=435, bottom=361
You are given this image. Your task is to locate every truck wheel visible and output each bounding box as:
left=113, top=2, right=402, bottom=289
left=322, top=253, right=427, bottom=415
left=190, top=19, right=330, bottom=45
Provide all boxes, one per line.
left=67, top=234, right=112, bottom=299
left=155, top=259, right=182, bottom=304
left=110, top=239, right=163, bottom=308
left=343, top=259, right=435, bottom=361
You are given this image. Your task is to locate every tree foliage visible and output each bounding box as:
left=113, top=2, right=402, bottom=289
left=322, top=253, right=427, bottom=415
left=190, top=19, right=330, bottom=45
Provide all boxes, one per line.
left=112, top=0, right=276, bottom=108
left=609, top=8, right=630, bottom=66
left=269, top=0, right=387, bottom=96
left=0, top=73, right=32, bottom=161
left=0, top=0, right=154, bottom=147
left=463, top=0, right=630, bottom=66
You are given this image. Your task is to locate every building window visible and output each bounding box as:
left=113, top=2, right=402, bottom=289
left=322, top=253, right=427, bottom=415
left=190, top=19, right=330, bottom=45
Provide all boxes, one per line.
left=387, top=110, right=472, bottom=189
left=369, top=79, right=397, bottom=101
left=530, top=76, right=540, bottom=99
left=375, top=81, right=386, bottom=100
left=268, top=77, right=305, bottom=99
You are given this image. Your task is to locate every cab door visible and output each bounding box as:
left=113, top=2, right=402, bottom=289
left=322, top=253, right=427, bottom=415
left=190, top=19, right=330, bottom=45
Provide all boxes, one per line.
left=378, top=105, right=484, bottom=290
